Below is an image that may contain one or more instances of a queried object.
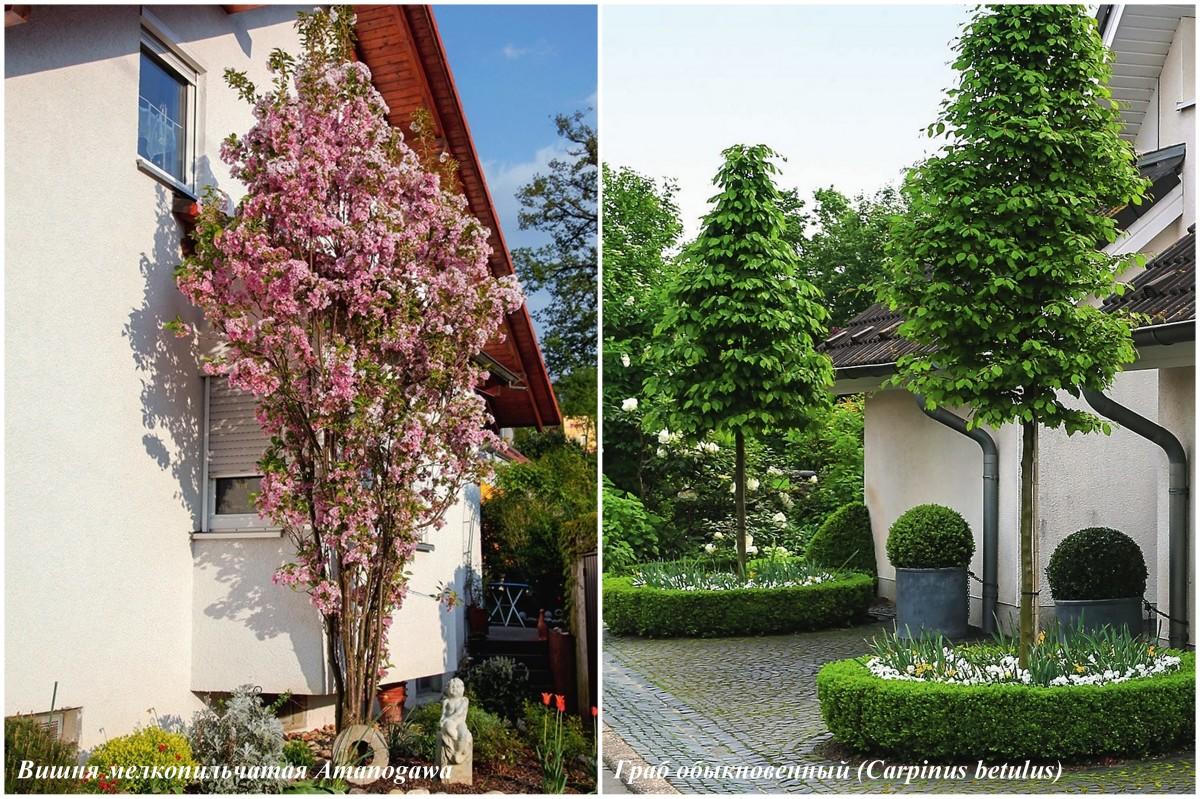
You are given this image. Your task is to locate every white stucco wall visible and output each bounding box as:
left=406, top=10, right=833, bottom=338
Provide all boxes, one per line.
left=1156, top=366, right=1195, bottom=644
left=6, top=4, right=482, bottom=748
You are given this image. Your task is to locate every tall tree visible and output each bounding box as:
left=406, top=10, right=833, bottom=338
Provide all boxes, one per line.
left=646, top=145, right=833, bottom=576
left=174, top=8, right=521, bottom=727
left=513, top=111, right=598, bottom=376
left=601, top=164, right=683, bottom=495
left=882, top=5, right=1146, bottom=663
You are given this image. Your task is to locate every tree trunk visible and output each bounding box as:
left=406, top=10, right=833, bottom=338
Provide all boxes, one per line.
left=735, top=430, right=747, bottom=579
left=1018, top=420, right=1038, bottom=668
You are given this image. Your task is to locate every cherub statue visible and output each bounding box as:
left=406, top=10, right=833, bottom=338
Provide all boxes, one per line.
left=437, top=678, right=472, bottom=772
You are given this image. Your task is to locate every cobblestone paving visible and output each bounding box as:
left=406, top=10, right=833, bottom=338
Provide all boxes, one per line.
left=604, top=622, right=1195, bottom=794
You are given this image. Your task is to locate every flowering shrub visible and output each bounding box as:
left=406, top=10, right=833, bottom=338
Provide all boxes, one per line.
left=630, top=557, right=839, bottom=591
left=84, top=727, right=194, bottom=794
left=172, top=8, right=521, bottom=725
left=865, top=627, right=1181, bottom=688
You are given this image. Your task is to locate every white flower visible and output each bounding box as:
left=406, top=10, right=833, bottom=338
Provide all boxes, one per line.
left=657, top=428, right=671, bottom=444
left=772, top=512, right=788, bottom=526
left=808, top=475, right=818, bottom=484
left=746, top=545, right=758, bottom=555
left=624, top=295, right=635, bottom=306
left=703, top=543, right=715, bottom=554
left=747, top=478, right=760, bottom=492
left=745, top=534, right=754, bottom=549
left=713, top=531, right=724, bottom=540
left=697, top=441, right=719, bottom=454
left=620, top=353, right=631, bottom=368
left=730, top=482, right=737, bottom=494
left=656, top=447, right=667, bottom=458
left=767, top=466, right=783, bottom=476
left=621, top=397, right=638, bottom=412
left=779, top=492, right=794, bottom=509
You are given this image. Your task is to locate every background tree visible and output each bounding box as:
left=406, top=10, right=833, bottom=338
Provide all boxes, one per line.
left=882, top=5, right=1146, bottom=663
left=174, top=8, right=522, bottom=727
left=513, top=111, right=598, bottom=377
left=646, top=144, right=834, bottom=576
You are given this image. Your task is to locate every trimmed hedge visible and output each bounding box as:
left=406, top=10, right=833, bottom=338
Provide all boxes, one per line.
left=604, top=572, right=875, bottom=637
left=1046, top=526, right=1147, bottom=600
left=817, top=652, right=1195, bottom=760
left=886, top=504, right=973, bottom=569
left=807, top=501, right=876, bottom=576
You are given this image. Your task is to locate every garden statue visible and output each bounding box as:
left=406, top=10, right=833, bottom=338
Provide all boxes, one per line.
left=437, top=678, right=472, bottom=785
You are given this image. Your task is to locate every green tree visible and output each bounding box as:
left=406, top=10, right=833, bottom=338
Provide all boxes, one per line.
left=797, top=187, right=905, bottom=328
left=646, top=145, right=834, bottom=576
left=513, top=111, right=597, bottom=376
left=882, top=5, right=1147, bottom=664
left=601, top=164, right=683, bottom=495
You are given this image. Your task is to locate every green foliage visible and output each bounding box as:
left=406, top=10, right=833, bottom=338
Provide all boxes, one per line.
left=817, top=652, right=1195, bottom=760
left=602, top=477, right=659, bottom=573
left=483, top=437, right=596, bottom=610
left=795, top=187, right=906, bottom=328
left=188, top=685, right=285, bottom=793
left=1046, top=527, right=1147, bottom=600
left=520, top=701, right=591, bottom=765
left=459, top=656, right=531, bottom=722
left=85, top=727, right=195, bottom=794
left=604, top=571, right=874, bottom=637
left=282, top=739, right=316, bottom=769
left=401, top=702, right=523, bottom=766
left=645, top=144, right=833, bottom=439
left=882, top=5, right=1147, bottom=435
left=4, top=715, right=82, bottom=794
left=807, top=501, right=875, bottom=576
left=513, top=111, right=597, bottom=375
left=630, top=557, right=844, bottom=591
left=885, top=504, right=974, bottom=569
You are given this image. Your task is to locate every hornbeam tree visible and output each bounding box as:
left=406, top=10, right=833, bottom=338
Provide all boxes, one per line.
left=646, top=145, right=833, bottom=577
left=882, top=5, right=1147, bottom=664
left=173, top=8, right=522, bottom=727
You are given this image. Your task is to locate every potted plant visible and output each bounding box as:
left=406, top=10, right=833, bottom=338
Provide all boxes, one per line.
left=886, top=503, right=974, bottom=638
left=466, top=571, right=489, bottom=637
left=377, top=681, right=407, bottom=724
left=1046, top=526, right=1146, bottom=636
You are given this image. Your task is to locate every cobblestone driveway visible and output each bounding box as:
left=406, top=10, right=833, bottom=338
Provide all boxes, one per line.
left=603, top=622, right=1195, bottom=794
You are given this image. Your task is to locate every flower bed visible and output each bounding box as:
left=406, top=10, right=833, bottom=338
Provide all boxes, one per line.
left=604, top=559, right=874, bottom=637
left=817, top=647, right=1195, bottom=760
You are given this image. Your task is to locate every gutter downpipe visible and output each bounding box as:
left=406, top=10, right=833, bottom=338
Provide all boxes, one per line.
left=914, top=395, right=999, bottom=635
left=1082, top=388, right=1189, bottom=648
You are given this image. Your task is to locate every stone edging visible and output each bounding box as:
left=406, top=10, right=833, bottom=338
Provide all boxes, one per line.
left=602, top=722, right=680, bottom=794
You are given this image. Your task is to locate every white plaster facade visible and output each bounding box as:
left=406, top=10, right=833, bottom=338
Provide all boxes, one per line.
left=6, top=5, right=485, bottom=747
left=853, top=5, right=1195, bottom=644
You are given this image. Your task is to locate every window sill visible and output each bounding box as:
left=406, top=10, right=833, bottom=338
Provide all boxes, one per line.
left=192, top=529, right=283, bottom=540
left=1177, top=99, right=1196, bottom=111
left=137, top=156, right=196, bottom=199
left=416, top=542, right=435, bottom=553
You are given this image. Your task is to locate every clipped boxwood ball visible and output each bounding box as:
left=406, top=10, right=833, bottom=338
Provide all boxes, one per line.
left=885, top=504, right=973, bottom=569
left=807, top=501, right=876, bottom=576
left=1046, top=526, right=1147, bottom=600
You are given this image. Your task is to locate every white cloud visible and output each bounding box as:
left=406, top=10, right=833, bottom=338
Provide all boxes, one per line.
left=502, top=44, right=529, bottom=60
left=481, top=140, right=571, bottom=247
left=501, top=40, right=555, bottom=61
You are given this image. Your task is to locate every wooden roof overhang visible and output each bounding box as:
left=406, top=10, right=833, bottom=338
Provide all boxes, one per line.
left=354, top=4, right=561, bottom=430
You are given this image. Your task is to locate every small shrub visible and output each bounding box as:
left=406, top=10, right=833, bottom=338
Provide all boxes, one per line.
left=282, top=739, right=316, bottom=769
left=806, top=501, right=876, bottom=576
left=458, top=656, right=530, bottom=721
left=602, top=478, right=659, bottom=574
left=85, top=727, right=194, bottom=794
left=885, top=504, right=973, bottom=569
left=5, top=715, right=82, bottom=794
left=521, top=700, right=591, bottom=764
left=188, top=685, right=285, bottom=793
left=817, top=652, right=1194, bottom=760
left=399, top=702, right=522, bottom=765
left=604, top=571, right=875, bottom=637
left=1046, top=527, right=1147, bottom=600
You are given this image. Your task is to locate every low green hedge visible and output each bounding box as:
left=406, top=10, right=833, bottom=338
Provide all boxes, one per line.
left=604, top=572, right=875, bottom=637
left=816, top=652, right=1195, bottom=760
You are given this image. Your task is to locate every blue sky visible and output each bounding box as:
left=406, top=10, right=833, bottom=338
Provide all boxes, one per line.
left=435, top=4, right=598, bottom=327
left=603, top=4, right=972, bottom=238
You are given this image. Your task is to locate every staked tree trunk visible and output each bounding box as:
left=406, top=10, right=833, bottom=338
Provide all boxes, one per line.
left=1018, top=420, right=1039, bottom=667
left=735, top=430, right=747, bottom=579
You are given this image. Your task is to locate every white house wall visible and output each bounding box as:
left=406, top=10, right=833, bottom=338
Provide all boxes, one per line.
left=1156, top=366, right=1195, bottom=644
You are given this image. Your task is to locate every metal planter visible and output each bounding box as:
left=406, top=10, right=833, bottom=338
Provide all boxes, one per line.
left=1054, top=597, right=1144, bottom=637
left=895, top=566, right=968, bottom=639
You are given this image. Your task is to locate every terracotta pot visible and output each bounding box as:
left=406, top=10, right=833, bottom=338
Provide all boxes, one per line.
left=467, top=605, right=489, bottom=637
left=536, top=609, right=548, bottom=640
left=377, top=681, right=407, bottom=724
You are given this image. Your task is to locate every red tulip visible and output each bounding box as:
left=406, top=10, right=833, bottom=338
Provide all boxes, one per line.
left=591, top=706, right=599, bottom=717
left=541, top=692, right=552, bottom=706
left=555, top=695, right=566, bottom=713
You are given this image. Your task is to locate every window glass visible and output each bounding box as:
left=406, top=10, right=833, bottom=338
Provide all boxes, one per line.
left=214, top=476, right=261, bottom=516
left=138, top=50, right=187, bottom=181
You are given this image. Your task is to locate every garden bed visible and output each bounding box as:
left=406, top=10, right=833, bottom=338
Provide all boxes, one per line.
left=817, top=651, right=1195, bottom=761
left=604, top=559, right=875, bottom=637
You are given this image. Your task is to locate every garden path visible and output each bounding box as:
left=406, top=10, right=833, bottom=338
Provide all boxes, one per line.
left=603, top=622, right=1195, bottom=794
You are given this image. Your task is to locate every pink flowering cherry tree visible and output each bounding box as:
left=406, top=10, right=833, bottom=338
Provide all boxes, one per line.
left=173, top=9, right=522, bottom=728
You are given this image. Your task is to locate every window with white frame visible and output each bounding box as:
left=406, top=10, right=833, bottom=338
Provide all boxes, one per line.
left=204, top=377, right=275, bottom=532
left=138, top=28, right=197, bottom=188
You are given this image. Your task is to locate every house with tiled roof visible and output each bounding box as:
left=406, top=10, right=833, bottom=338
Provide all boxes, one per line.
left=824, top=4, right=1194, bottom=646
left=5, top=4, right=559, bottom=746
